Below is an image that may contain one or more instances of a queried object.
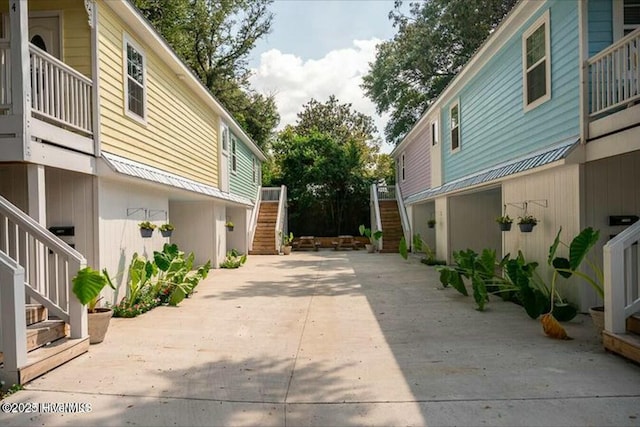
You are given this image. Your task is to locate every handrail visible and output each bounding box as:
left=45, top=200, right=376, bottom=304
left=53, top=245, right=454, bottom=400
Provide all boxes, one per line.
left=395, top=184, right=411, bottom=248
left=603, top=220, right=640, bottom=334
left=377, top=185, right=396, bottom=200
left=0, top=194, right=87, bottom=339
left=587, top=27, right=640, bottom=117
left=261, top=187, right=281, bottom=202
left=0, top=40, right=10, bottom=111
left=371, top=184, right=383, bottom=251
left=29, top=43, right=93, bottom=135
left=248, top=185, right=262, bottom=251
left=274, top=185, right=287, bottom=252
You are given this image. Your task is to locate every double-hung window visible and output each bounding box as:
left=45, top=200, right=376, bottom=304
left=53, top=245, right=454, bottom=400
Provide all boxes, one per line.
left=431, top=121, right=438, bottom=146
left=231, top=137, right=237, bottom=173
left=401, top=152, right=406, bottom=182
left=450, top=102, right=460, bottom=152
left=522, top=11, right=550, bottom=110
left=124, top=36, right=146, bottom=121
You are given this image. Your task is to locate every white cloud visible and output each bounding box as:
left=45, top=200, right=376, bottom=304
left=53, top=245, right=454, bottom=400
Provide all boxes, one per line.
left=249, top=38, right=393, bottom=153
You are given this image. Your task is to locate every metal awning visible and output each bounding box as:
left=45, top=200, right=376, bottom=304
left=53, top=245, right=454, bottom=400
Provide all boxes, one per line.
left=101, top=152, right=252, bottom=206
left=404, top=138, right=579, bottom=205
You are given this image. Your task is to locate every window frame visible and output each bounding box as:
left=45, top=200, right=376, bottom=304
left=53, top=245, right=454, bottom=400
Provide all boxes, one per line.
left=431, top=120, right=438, bottom=146
left=231, top=136, right=237, bottom=174
left=614, top=0, right=640, bottom=40
left=522, top=10, right=551, bottom=112
left=123, top=34, right=147, bottom=124
left=450, top=101, right=460, bottom=153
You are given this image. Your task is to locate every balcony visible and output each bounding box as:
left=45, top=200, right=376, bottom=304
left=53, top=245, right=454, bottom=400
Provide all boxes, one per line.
left=0, top=41, right=94, bottom=159
left=587, top=27, right=640, bottom=141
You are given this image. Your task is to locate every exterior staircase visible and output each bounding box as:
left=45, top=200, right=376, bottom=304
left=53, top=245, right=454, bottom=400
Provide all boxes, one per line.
left=0, top=304, right=89, bottom=385
left=249, top=202, right=279, bottom=255
left=379, top=200, right=403, bottom=253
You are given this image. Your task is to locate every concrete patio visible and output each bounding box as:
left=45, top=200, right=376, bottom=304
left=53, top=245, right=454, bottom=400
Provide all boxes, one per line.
left=2, top=251, right=640, bottom=426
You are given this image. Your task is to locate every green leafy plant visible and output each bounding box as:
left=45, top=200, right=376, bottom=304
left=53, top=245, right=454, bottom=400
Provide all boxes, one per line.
left=138, top=221, right=157, bottom=230
left=281, top=231, right=294, bottom=246
left=153, top=243, right=211, bottom=306
left=159, top=223, right=175, bottom=232
left=225, top=221, right=234, bottom=228
left=358, top=224, right=382, bottom=245
left=518, top=215, right=537, bottom=225
left=72, top=267, right=117, bottom=313
left=496, top=215, right=513, bottom=224
left=409, top=233, right=446, bottom=265
left=220, top=249, right=248, bottom=269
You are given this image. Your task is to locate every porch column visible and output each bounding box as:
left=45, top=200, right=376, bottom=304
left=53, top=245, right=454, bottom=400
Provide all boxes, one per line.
left=435, top=197, right=450, bottom=264
left=27, top=164, right=46, bottom=224
left=9, top=0, right=31, bottom=154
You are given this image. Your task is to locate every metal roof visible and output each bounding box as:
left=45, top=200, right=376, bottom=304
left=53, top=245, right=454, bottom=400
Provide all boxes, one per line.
left=101, top=152, right=253, bottom=206
left=404, top=138, right=579, bottom=205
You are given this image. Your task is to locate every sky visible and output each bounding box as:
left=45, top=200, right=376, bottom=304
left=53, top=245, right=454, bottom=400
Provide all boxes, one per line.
left=248, top=0, right=399, bottom=152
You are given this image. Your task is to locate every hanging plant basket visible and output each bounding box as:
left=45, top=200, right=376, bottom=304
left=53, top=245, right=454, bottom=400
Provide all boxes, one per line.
left=226, top=225, right=234, bottom=232
left=428, top=220, right=436, bottom=229
left=499, top=222, right=512, bottom=232
left=140, top=228, right=154, bottom=238
left=160, top=229, right=173, bottom=238
left=518, top=223, right=535, bottom=233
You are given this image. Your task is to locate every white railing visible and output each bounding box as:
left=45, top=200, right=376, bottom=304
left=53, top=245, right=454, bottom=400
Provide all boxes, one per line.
left=377, top=184, right=396, bottom=200
left=248, top=186, right=262, bottom=251
left=0, top=250, right=27, bottom=385
left=0, top=194, right=87, bottom=341
left=274, top=186, right=287, bottom=252
left=588, top=27, right=640, bottom=117
left=261, top=186, right=281, bottom=202
left=371, top=184, right=383, bottom=251
left=0, top=40, right=10, bottom=112
left=29, top=44, right=93, bottom=135
left=603, top=220, right=640, bottom=334
left=395, top=184, right=411, bottom=249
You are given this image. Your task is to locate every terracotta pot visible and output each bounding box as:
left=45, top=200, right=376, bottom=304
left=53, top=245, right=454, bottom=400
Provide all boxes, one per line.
left=589, top=306, right=605, bottom=337
left=365, top=244, right=374, bottom=253
left=282, top=245, right=292, bottom=255
left=88, top=308, right=113, bottom=344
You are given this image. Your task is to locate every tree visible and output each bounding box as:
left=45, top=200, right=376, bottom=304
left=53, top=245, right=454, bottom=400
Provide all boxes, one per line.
left=362, top=0, right=518, bottom=144
left=132, top=0, right=279, bottom=149
left=269, top=97, right=389, bottom=235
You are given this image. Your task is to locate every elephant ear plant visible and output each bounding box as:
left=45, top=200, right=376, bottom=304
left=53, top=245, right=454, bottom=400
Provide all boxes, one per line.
left=72, top=267, right=116, bottom=313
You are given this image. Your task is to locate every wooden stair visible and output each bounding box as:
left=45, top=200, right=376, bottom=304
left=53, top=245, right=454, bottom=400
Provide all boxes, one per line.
left=603, top=314, right=640, bottom=364
left=0, top=304, right=89, bottom=384
left=379, top=200, right=403, bottom=253
left=249, top=201, right=279, bottom=255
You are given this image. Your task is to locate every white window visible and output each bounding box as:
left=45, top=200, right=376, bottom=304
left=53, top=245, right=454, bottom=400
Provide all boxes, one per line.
left=124, top=36, right=146, bottom=121
left=401, top=152, right=406, bottom=182
left=231, top=137, right=237, bottom=173
left=431, top=121, right=438, bottom=146
left=221, top=125, right=229, bottom=152
left=614, top=0, right=640, bottom=39
left=450, top=102, right=460, bottom=152
left=522, top=11, right=551, bottom=110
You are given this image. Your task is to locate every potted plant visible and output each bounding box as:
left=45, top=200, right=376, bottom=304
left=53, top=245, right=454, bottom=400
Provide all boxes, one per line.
left=281, top=231, right=294, bottom=255
left=159, top=223, right=174, bottom=238
left=225, top=221, right=234, bottom=232
left=427, top=219, right=436, bottom=229
left=517, top=215, right=537, bottom=232
left=139, top=221, right=156, bottom=238
left=496, top=215, right=513, bottom=231
left=359, top=224, right=383, bottom=253
left=72, top=267, right=117, bottom=344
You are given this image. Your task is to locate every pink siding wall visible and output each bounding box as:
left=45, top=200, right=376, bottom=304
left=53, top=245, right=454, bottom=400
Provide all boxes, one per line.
left=398, top=124, right=432, bottom=198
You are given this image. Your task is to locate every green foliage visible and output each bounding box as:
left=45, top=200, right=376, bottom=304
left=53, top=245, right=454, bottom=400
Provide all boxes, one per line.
left=159, top=223, right=175, bottom=232
left=113, top=244, right=212, bottom=317
left=72, top=267, right=116, bottom=313
left=399, top=236, right=409, bottom=260
left=362, top=0, right=518, bottom=143
left=517, top=215, right=537, bottom=225
left=138, top=221, right=156, bottom=230
left=220, top=249, right=248, bottom=269
left=0, top=383, right=24, bottom=399
left=495, top=215, right=513, bottom=224
left=359, top=225, right=382, bottom=245
left=280, top=232, right=294, bottom=246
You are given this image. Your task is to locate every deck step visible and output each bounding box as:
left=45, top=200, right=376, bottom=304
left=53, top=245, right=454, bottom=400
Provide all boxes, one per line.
left=27, top=320, right=67, bottom=352
left=603, top=331, right=640, bottom=365
left=26, top=304, right=47, bottom=326
left=627, top=314, right=640, bottom=335
left=19, top=337, right=90, bottom=384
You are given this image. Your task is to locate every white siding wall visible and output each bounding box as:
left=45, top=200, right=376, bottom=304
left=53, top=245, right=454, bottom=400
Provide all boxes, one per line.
left=98, top=178, right=169, bottom=304
left=0, top=165, right=28, bottom=212
left=449, top=188, right=502, bottom=259
left=412, top=202, right=436, bottom=255
left=169, top=201, right=220, bottom=268
left=503, top=165, right=582, bottom=306
left=226, top=206, right=249, bottom=255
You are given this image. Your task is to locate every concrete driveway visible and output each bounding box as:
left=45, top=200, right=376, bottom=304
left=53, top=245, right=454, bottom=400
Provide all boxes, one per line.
left=2, top=251, right=640, bottom=426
